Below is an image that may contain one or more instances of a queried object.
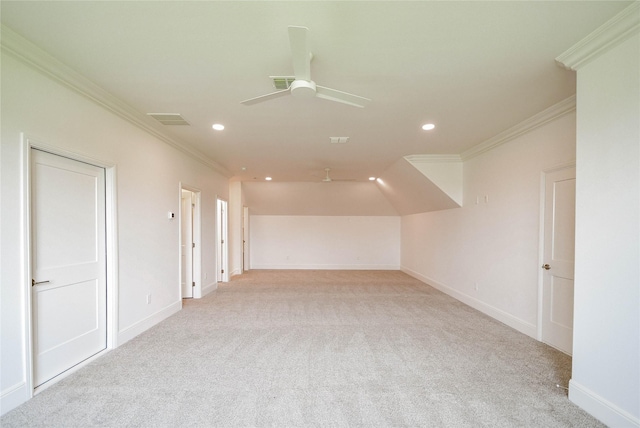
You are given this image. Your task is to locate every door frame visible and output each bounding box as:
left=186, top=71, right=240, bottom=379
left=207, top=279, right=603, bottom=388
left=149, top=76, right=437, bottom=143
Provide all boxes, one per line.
left=179, top=184, right=201, bottom=298
left=243, top=206, right=250, bottom=271
left=21, top=134, right=119, bottom=396
left=537, top=161, right=575, bottom=344
left=216, top=197, right=229, bottom=282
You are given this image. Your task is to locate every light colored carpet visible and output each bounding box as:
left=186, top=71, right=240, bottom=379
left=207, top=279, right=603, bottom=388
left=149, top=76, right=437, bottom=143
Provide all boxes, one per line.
left=2, top=270, right=603, bottom=427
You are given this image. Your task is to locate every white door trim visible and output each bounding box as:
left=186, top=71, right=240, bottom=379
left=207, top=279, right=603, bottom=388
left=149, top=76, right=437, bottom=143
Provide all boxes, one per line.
left=537, top=161, right=575, bottom=343
left=21, top=134, right=119, bottom=397
left=217, top=197, right=229, bottom=283
left=243, top=206, right=250, bottom=271
left=179, top=184, right=202, bottom=298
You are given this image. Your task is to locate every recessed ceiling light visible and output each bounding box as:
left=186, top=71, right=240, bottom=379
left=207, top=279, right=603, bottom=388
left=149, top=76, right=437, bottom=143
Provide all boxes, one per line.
left=212, top=124, right=225, bottom=131
left=422, top=123, right=435, bottom=131
left=369, top=177, right=376, bottom=181
left=265, top=177, right=272, bottom=181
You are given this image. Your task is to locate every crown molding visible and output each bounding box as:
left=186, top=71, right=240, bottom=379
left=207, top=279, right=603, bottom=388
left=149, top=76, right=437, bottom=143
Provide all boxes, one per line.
left=404, top=154, right=462, bottom=164
left=0, top=25, right=231, bottom=178
left=460, top=95, right=576, bottom=161
left=556, top=1, right=640, bottom=71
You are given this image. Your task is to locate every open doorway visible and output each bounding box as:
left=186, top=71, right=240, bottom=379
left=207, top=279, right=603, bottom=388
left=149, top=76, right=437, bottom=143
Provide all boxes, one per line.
left=180, top=187, right=201, bottom=298
left=217, top=198, right=229, bottom=282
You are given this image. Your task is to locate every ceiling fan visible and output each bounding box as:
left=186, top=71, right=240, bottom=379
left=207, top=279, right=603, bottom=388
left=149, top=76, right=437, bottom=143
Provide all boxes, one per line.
left=241, top=26, right=371, bottom=108
left=321, top=168, right=355, bottom=182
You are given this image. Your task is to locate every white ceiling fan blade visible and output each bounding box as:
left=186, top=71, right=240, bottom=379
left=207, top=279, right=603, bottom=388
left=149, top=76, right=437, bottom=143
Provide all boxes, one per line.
left=240, top=89, right=290, bottom=106
left=288, top=26, right=311, bottom=81
left=321, top=168, right=356, bottom=182
left=315, top=85, right=371, bottom=108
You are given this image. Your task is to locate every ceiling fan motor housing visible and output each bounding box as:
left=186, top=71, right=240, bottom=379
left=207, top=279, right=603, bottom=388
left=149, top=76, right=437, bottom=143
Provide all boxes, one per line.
left=290, top=80, right=317, bottom=97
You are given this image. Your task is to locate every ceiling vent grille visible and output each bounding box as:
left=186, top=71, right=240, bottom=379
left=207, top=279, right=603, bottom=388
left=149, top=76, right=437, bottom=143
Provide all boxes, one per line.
left=147, top=113, right=190, bottom=126
left=270, top=76, right=296, bottom=90
left=329, top=137, right=349, bottom=144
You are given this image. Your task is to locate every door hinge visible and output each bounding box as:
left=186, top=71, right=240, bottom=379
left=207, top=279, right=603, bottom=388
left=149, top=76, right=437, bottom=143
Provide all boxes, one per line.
left=192, top=242, right=195, bottom=248
left=192, top=282, right=195, bottom=287
left=221, top=269, right=225, bottom=274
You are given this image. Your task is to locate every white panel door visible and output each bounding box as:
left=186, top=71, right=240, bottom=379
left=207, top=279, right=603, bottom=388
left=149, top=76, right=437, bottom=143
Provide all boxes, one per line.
left=541, top=167, right=576, bottom=355
left=217, top=199, right=229, bottom=282
left=31, top=149, right=106, bottom=387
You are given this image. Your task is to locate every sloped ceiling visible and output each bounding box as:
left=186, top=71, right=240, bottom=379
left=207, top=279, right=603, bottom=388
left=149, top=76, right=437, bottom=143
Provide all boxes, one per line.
left=377, top=158, right=461, bottom=215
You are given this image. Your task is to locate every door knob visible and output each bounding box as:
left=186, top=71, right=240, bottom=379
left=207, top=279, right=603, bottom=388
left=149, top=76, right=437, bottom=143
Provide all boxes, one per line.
left=542, top=264, right=551, bottom=270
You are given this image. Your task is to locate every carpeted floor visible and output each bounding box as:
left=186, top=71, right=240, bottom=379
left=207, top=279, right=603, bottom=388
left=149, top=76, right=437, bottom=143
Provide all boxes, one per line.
left=1, top=270, right=603, bottom=427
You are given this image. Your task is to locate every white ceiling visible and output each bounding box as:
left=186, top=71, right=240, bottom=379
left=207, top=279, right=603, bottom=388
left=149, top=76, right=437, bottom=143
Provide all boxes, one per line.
left=1, top=1, right=631, bottom=183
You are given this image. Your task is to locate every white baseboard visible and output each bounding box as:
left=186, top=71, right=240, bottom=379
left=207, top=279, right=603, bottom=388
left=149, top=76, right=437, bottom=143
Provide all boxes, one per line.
left=117, top=300, right=181, bottom=346
left=569, top=380, right=640, bottom=428
left=1, top=381, right=27, bottom=416
left=201, top=281, right=217, bottom=297
left=401, top=266, right=537, bottom=338
left=1, top=349, right=113, bottom=416
left=251, top=264, right=400, bottom=270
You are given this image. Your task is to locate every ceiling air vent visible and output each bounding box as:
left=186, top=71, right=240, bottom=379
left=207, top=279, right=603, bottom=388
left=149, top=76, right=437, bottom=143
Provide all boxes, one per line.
left=147, top=113, right=190, bottom=126
left=270, top=76, right=296, bottom=90
left=329, top=137, right=349, bottom=144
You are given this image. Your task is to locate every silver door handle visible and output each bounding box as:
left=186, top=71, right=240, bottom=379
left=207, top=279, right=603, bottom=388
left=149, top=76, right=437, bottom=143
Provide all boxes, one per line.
left=542, top=264, right=551, bottom=270
left=32, top=279, right=51, bottom=286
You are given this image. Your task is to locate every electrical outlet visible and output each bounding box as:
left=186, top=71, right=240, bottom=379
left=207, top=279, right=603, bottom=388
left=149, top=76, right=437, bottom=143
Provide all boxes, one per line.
left=146, top=294, right=151, bottom=304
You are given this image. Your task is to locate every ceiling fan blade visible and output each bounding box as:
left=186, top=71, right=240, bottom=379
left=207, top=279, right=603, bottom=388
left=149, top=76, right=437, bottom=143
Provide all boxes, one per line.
left=288, top=26, right=311, bottom=81
left=240, top=89, right=290, bottom=106
left=315, top=85, right=371, bottom=108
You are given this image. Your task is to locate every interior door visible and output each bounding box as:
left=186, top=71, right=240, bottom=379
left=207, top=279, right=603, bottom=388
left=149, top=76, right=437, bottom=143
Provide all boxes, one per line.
left=217, top=198, right=229, bottom=282
left=181, top=189, right=194, bottom=298
left=31, top=149, right=107, bottom=387
left=541, top=166, right=576, bottom=355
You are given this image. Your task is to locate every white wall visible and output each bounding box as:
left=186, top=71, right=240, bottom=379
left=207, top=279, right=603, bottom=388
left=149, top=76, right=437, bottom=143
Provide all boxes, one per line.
left=568, top=29, right=639, bottom=427
left=1, top=49, right=228, bottom=413
left=243, top=181, right=398, bottom=216
left=250, top=216, right=400, bottom=270
left=401, top=110, right=576, bottom=337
